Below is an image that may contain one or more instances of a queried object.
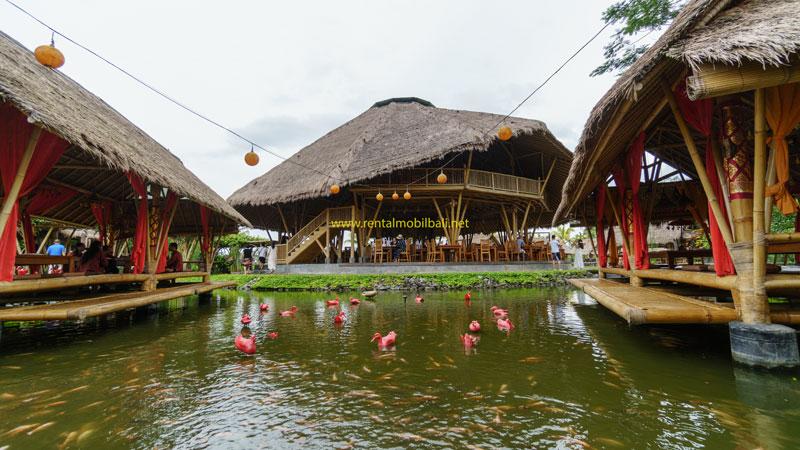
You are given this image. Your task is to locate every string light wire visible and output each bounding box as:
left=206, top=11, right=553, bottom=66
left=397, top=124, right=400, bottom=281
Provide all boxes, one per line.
left=5, top=0, right=610, bottom=193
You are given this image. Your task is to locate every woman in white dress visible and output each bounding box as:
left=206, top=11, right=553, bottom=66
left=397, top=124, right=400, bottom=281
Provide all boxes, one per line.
left=267, top=244, right=278, bottom=274
left=573, top=239, right=585, bottom=269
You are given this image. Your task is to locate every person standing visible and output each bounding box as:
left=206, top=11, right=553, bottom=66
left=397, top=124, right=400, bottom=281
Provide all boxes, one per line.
left=573, top=239, right=585, bottom=269
left=45, top=239, right=67, bottom=273
left=257, top=244, right=268, bottom=270
left=267, top=244, right=277, bottom=274
left=241, top=246, right=253, bottom=274
left=549, top=235, right=562, bottom=270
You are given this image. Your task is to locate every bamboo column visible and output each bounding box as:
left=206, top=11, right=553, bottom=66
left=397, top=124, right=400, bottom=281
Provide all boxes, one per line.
left=750, top=88, right=770, bottom=324
left=0, top=126, right=41, bottom=240
left=661, top=80, right=734, bottom=246
left=349, top=205, right=355, bottom=262
left=603, top=185, right=632, bottom=269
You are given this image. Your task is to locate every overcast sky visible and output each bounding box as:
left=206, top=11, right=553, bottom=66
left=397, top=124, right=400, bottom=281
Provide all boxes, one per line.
left=1, top=0, right=658, bottom=201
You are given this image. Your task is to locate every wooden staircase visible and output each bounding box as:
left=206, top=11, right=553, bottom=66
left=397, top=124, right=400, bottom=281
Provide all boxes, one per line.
left=284, top=207, right=352, bottom=264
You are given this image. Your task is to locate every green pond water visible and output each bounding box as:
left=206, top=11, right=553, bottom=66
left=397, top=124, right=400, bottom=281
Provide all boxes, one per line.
left=1, top=288, right=799, bottom=449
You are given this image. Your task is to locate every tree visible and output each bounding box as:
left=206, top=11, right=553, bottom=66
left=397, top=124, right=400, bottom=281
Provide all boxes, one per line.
left=591, top=0, right=687, bottom=77
left=554, top=225, right=574, bottom=243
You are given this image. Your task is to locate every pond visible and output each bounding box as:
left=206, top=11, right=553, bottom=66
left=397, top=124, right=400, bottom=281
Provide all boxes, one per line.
left=0, top=288, right=799, bottom=449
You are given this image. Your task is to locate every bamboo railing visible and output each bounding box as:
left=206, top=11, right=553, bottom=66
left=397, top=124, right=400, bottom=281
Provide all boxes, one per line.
left=285, top=206, right=352, bottom=258
left=372, top=168, right=542, bottom=196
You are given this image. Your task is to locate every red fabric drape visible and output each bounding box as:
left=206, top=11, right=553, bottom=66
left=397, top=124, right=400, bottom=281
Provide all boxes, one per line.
left=200, top=205, right=211, bottom=253
left=90, top=200, right=113, bottom=245
left=155, top=193, right=178, bottom=273
left=0, top=104, right=69, bottom=281
left=625, top=132, right=650, bottom=269
left=596, top=187, right=607, bottom=268
left=126, top=172, right=148, bottom=274
left=675, top=78, right=735, bottom=276
left=22, top=186, right=77, bottom=254
left=611, top=167, right=630, bottom=270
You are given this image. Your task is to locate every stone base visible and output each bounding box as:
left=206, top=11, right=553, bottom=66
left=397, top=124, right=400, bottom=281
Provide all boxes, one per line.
left=729, top=321, right=800, bottom=369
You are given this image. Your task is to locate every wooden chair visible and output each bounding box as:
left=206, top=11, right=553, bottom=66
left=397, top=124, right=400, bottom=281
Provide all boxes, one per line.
left=374, top=240, right=388, bottom=263
left=400, top=240, right=413, bottom=262
left=508, top=241, right=525, bottom=261
left=427, top=239, right=444, bottom=262
left=479, top=239, right=492, bottom=262
left=497, top=241, right=510, bottom=261
left=460, top=241, right=475, bottom=261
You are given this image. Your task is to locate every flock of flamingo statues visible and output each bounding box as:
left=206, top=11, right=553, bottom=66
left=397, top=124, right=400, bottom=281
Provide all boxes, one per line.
left=234, top=291, right=515, bottom=355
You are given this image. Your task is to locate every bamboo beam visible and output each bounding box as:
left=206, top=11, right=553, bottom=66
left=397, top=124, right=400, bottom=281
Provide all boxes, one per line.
left=661, top=80, right=734, bottom=246
left=349, top=205, right=355, bottom=262
left=33, top=227, right=54, bottom=253
left=364, top=200, right=383, bottom=242
left=500, top=204, right=512, bottom=240
left=51, top=164, right=108, bottom=170
left=276, top=204, right=290, bottom=236
left=709, top=138, right=736, bottom=241
left=751, top=87, right=769, bottom=324
left=765, top=232, right=800, bottom=243
left=154, top=198, right=179, bottom=266
left=464, top=151, right=473, bottom=185
left=687, top=58, right=800, bottom=100
left=0, top=126, right=41, bottom=239
left=520, top=201, right=531, bottom=239
left=539, top=157, right=558, bottom=195
left=764, top=142, right=778, bottom=231
left=583, top=215, right=598, bottom=260
left=431, top=199, right=450, bottom=242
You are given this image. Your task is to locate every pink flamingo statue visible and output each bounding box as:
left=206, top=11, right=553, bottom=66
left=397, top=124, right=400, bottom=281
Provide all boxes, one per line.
left=268, top=332, right=279, bottom=339
left=460, top=333, right=478, bottom=347
left=469, top=320, right=481, bottom=332
left=334, top=312, right=346, bottom=324
left=235, top=331, right=256, bottom=354
left=415, top=294, right=423, bottom=303
left=491, top=306, right=509, bottom=316
left=350, top=296, right=360, bottom=305
left=241, top=314, right=252, bottom=325
left=371, top=331, right=397, bottom=348
left=497, top=317, right=515, bottom=330
left=464, top=291, right=472, bottom=301
left=326, top=299, right=339, bottom=306
left=259, top=303, right=269, bottom=311
left=279, top=306, right=298, bottom=316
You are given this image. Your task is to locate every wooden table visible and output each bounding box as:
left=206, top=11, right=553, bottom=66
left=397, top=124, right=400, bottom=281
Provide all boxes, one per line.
left=439, top=245, right=462, bottom=262
left=648, top=250, right=713, bottom=268
left=15, top=254, right=79, bottom=272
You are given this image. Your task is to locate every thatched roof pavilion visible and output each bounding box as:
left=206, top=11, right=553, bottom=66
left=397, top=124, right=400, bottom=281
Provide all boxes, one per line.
left=551, top=0, right=800, bottom=366
left=555, top=0, right=800, bottom=223
left=229, top=97, right=572, bottom=263
left=0, top=30, right=250, bottom=234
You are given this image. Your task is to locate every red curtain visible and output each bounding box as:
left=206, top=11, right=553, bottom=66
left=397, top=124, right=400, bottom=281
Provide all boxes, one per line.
left=22, top=186, right=78, bottom=253
left=126, top=172, right=148, bottom=274
left=625, top=132, right=650, bottom=269
left=595, top=187, right=607, bottom=268
left=675, top=78, right=735, bottom=276
left=90, top=200, right=113, bottom=245
left=200, top=205, right=211, bottom=253
left=0, top=103, right=69, bottom=281
left=155, top=192, right=178, bottom=273
left=611, top=167, right=630, bottom=270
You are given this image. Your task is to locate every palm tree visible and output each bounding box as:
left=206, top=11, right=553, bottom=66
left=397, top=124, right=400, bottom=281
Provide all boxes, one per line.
left=554, top=225, right=573, bottom=243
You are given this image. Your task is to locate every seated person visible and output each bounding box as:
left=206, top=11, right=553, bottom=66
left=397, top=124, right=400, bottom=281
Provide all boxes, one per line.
left=165, top=242, right=183, bottom=272
left=517, top=236, right=525, bottom=260
left=77, top=241, right=108, bottom=274
left=103, top=245, right=119, bottom=274
left=393, top=234, right=405, bottom=261
left=68, top=242, right=85, bottom=258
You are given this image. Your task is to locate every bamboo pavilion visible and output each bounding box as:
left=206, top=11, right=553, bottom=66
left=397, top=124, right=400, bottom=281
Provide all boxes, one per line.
left=0, top=30, right=250, bottom=321
left=554, top=0, right=800, bottom=368
left=228, top=98, right=572, bottom=264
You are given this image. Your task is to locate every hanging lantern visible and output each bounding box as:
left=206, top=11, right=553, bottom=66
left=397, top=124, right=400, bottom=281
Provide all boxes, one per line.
left=376, top=192, right=383, bottom=201
left=498, top=126, right=512, bottom=141
left=437, top=171, right=447, bottom=184
left=244, top=149, right=259, bottom=166
left=392, top=191, right=399, bottom=200
left=404, top=191, right=411, bottom=200
left=34, top=35, right=65, bottom=69
left=330, top=184, right=340, bottom=195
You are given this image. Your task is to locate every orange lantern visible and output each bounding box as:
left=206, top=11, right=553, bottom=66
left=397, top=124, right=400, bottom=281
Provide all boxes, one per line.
left=244, top=150, right=259, bottom=166
left=376, top=192, right=383, bottom=201
left=330, top=185, right=340, bottom=195
left=392, top=192, right=399, bottom=200
left=498, top=126, right=512, bottom=141
left=403, top=191, right=411, bottom=200
left=34, top=39, right=65, bottom=69
left=437, top=171, right=447, bottom=184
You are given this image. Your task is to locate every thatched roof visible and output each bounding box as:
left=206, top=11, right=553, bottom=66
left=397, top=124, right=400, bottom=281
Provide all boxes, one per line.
left=0, top=30, right=250, bottom=229
left=228, top=98, right=572, bottom=207
left=552, top=0, right=800, bottom=224
left=668, top=0, right=800, bottom=70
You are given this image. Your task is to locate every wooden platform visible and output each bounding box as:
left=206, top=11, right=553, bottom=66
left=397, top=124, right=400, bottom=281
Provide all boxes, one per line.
left=0, top=281, right=234, bottom=322
left=570, top=278, right=800, bottom=325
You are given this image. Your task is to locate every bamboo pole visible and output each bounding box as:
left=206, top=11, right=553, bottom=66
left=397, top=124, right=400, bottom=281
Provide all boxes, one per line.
left=687, top=58, right=800, bottom=100
left=432, top=199, right=450, bottom=243
left=661, top=80, right=734, bottom=246
left=0, top=126, right=41, bottom=240
left=349, top=205, right=355, bottom=262
left=464, top=151, right=473, bottom=185
left=764, top=142, right=778, bottom=231
left=539, top=157, right=558, bottom=196
left=709, top=138, right=736, bottom=241
left=277, top=204, right=290, bottom=237
left=583, top=215, right=598, bottom=261
left=751, top=87, right=769, bottom=324
left=154, top=199, right=179, bottom=265
left=35, top=227, right=54, bottom=253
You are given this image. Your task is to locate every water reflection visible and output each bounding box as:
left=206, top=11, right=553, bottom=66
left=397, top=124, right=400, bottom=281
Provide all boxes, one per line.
left=0, top=288, right=797, bottom=449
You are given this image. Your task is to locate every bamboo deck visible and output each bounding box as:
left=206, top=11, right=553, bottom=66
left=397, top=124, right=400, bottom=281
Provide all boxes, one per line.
left=570, top=278, right=800, bottom=325
left=0, top=281, right=234, bottom=322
